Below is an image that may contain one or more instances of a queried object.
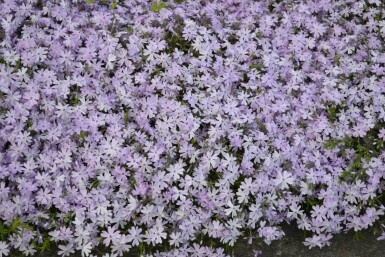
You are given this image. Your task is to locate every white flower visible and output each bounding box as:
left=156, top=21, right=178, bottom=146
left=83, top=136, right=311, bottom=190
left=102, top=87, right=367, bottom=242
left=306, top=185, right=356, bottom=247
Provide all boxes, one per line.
left=127, top=226, right=142, bottom=246
left=169, top=232, right=182, bottom=247
left=225, top=201, right=241, bottom=217
left=287, top=203, right=304, bottom=219
left=58, top=243, right=74, bottom=257
left=106, top=54, right=116, bottom=70
left=236, top=188, right=248, bottom=204
left=167, top=160, right=186, bottom=180
left=0, top=241, right=9, bottom=257
left=22, top=244, right=36, bottom=256
left=274, top=170, right=294, bottom=190
left=303, top=235, right=322, bottom=249
left=80, top=242, right=92, bottom=257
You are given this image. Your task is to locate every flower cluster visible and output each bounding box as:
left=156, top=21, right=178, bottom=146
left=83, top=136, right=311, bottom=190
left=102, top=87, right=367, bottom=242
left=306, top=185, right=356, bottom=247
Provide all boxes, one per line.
left=1, top=0, right=385, bottom=256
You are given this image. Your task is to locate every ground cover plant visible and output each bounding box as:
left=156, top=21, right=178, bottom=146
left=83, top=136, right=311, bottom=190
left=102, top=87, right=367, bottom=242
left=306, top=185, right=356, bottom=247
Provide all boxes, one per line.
left=1, top=0, right=385, bottom=256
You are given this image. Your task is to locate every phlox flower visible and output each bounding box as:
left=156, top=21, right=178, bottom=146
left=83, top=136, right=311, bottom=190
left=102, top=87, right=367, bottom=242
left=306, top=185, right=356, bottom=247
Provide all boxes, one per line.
left=0, top=242, right=9, bottom=257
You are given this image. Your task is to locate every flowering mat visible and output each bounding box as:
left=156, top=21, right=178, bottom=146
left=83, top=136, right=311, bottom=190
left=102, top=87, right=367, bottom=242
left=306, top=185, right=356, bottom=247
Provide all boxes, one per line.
left=1, top=0, right=385, bottom=256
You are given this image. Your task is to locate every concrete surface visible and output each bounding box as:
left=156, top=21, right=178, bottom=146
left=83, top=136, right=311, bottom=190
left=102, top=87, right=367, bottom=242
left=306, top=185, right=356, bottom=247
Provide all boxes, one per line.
left=234, top=222, right=385, bottom=257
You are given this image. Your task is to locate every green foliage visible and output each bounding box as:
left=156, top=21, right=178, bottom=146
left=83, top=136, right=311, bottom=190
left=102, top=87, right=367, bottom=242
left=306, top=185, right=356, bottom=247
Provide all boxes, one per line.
left=48, top=206, right=61, bottom=220
left=341, top=149, right=363, bottom=181
left=301, top=197, right=323, bottom=216
left=250, top=63, right=264, bottom=72
left=67, top=94, right=79, bottom=106
left=11, top=217, right=33, bottom=231
left=33, top=235, right=52, bottom=254
left=369, top=193, right=385, bottom=207
left=164, top=31, right=192, bottom=54
left=190, top=138, right=199, bottom=148
left=91, top=179, right=101, bottom=188
left=79, top=130, right=89, bottom=140
left=0, top=217, right=33, bottom=240
left=375, top=12, right=382, bottom=21
left=16, top=58, right=22, bottom=69
left=353, top=230, right=364, bottom=241
left=124, top=109, right=129, bottom=124
left=255, top=119, right=268, bottom=133
left=0, top=222, right=9, bottom=240
left=323, top=138, right=343, bottom=150
left=139, top=242, right=145, bottom=256
left=86, top=0, right=95, bottom=3
left=306, top=198, right=319, bottom=206
left=207, top=170, right=222, bottom=187
left=111, top=0, right=117, bottom=9
left=63, top=212, right=74, bottom=224
left=176, top=88, right=186, bottom=102
left=150, top=1, right=167, bottom=13
left=326, top=104, right=345, bottom=123
left=230, top=176, right=244, bottom=192
left=324, top=123, right=385, bottom=183
left=24, top=119, right=34, bottom=131
left=72, top=130, right=89, bottom=147
left=322, top=49, right=330, bottom=56
left=66, top=85, right=80, bottom=106
left=334, top=54, right=341, bottom=65
left=224, top=243, right=234, bottom=256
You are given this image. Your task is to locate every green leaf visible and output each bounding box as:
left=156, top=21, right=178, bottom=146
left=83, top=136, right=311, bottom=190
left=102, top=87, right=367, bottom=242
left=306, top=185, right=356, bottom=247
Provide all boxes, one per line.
left=111, top=0, right=117, bottom=9
left=334, top=54, right=341, bottom=65
left=327, top=106, right=337, bottom=122
left=340, top=170, right=351, bottom=179
left=323, top=138, right=342, bottom=150
left=375, top=13, right=382, bottom=21
left=250, top=63, right=264, bottom=72
left=10, top=217, right=21, bottom=232
left=0, top=222, right=9, bottom=240
left=86, top=0, right=95, bottom=3
left=19, top=223, right=32, bottom=230
left=353, top=230, right=364, bottom=241
left=307, top=199, right=318, bottom=206
left=63, top=212, right=73, bottom=224
left=79, top=130, right=88, bottom=140
left=91, top=179, right=100, bottom=188
left=24, top=119, right=33, bottom=130
left=150, top=1, right=167, bottom=13
left=67, top=94, right=79, bottom=106
left=124, top=110, right=129, bottom=124
left=33, top=236, right=52, bottom=254
left=13, top=58, right=22, bottom=72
